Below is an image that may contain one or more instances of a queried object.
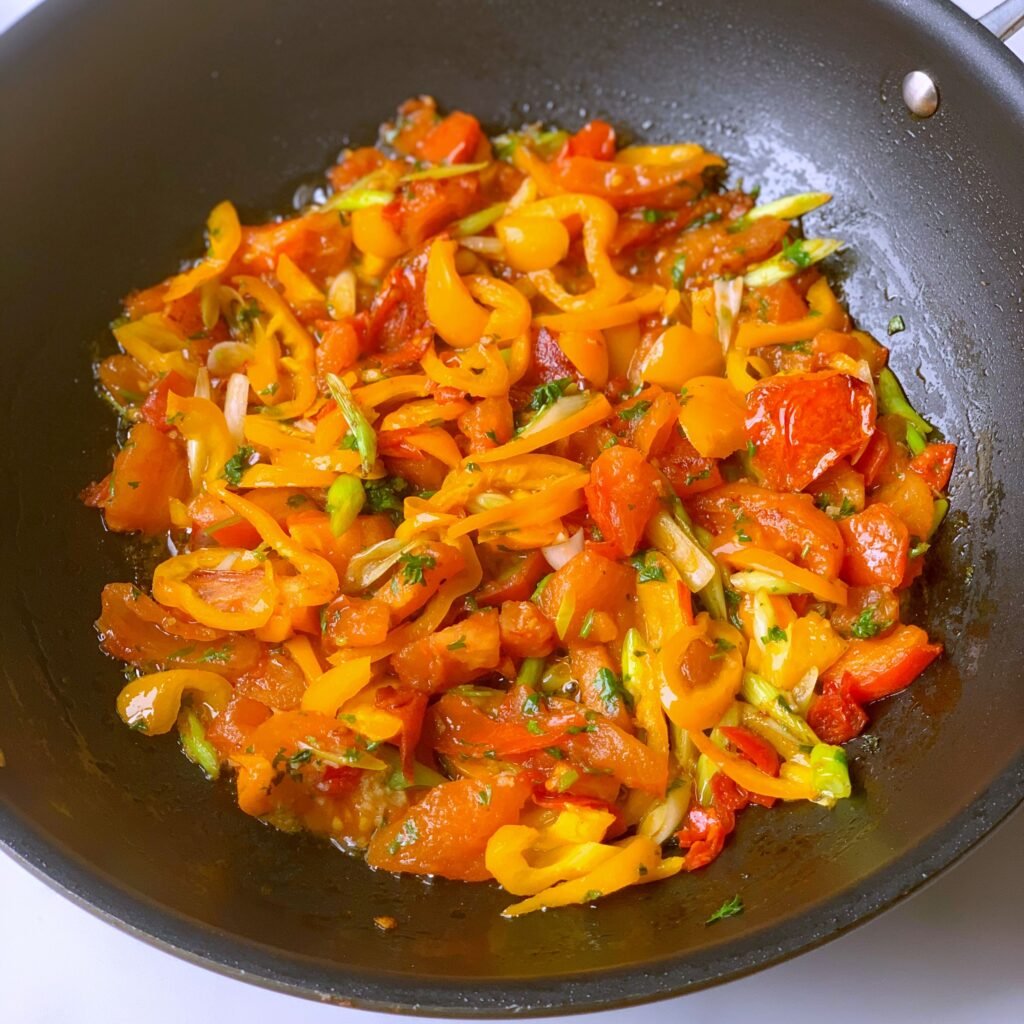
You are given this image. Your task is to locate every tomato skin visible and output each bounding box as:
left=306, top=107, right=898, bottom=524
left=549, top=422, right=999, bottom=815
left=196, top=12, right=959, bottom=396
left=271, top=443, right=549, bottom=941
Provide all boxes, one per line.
left=838, top=502, right=910, bottom=588
left=458, top=396, right=514, bottom=453
left=375, top=685, right=429, bottom=779
left=417, top=111, right=483, bottom=164
left=687, top=481, right=844, bottom=578
left=566, top=120, right=617, bottom=160
left=820, top=624, right=941, bottom=705
left=854, top=427, right=893, bottom=489
left=807, top=686, right=870, bottom=744
left=527, top=326, right=580, bottom=388
left=366, top=774, right=533, bottom=881
left=908, top=442, right=956, bottom=493
left=391, top=609, right=501, bottom=692
left=476, top=549, right=548, bottom=607
left=314, top=320, right=360, bottom=388
left=383, top=176, right=480, bottom=249
left=719, top=726, right=780, bottom=778
left=374, top=541, right=466, bottom=623
left=189, top=492, right=262, bottom=549
left=746, top=370, right=875, bottom=492
left=584, top=445, right=661, bottom=558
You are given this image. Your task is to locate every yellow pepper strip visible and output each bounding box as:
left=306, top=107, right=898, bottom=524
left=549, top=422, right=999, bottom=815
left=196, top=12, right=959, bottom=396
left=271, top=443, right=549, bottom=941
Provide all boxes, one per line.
left=283, top=635, right=324, bottom=684
left=246, top=320, right=281, bottom=400
left=337, top=684, right=403, bottom=741
left=477, top=520, right=570, bottom=551
left=153, top=548, right=277, bottom=630
left=501, top=835, right=673, bottom=917
left=301, top=656, right=373, bottom=716
left=494, top=213, right=570, bottom=272
left=235, top=276, right=317, bottom=420
left=726, top=349, right=772, bottom=395
left=394, top=497, right=461, bottom=540
left=163, top=200, right=242, bottom=302
left=510, top=146, right=563, bottom=196
left=429, top=454, right=584, bottom=512
left=519, top=195, right=631, bottom=312
left=214, top=485, right=339, bottom=607
left=425, top=238, right=489, bottom=347
left=735, top=278, right=845, bottom=349
left=328, top=536, right=482, bottom=664
left=244, top=415, right=321, bottom=453
left=656, top=614, right=744, bottom=732
left=690, top=286, right=716, bottom=338
left=276, top=253, right=326, bottom=309
left=165, top=393, right=236, bottom=488
left=421, top=341, right=509, bottom=398
left=397, top=427, right=464, bottom=468
left=114, top=315, right=198, bottom=382
left=689, top=728, right=815, bottom=801
left=504, top=331, right=532, bottom=385
left=469, top=394, right=612, bottom=465
left=721, top=546, right=848, bottom=605
left=351, top=203, right=406, bottom=260
left=555, top=329, right=609, bottom=387
left=271, top=448, right=363, bottom=474
left=464, top=274, right=533, bottom=343
left=447, top=472, right=589, bottom=539
left=352, top=374, right=432, bottom=409
left=636, top=552, right=691, bottom=646
left=117, top=669, right=232, bottom=735
left=614, top=143, right=705, bottom=165
left=237, top=465, right=337, bottom=488
left=622, top=627, right=670, bottom=777
left=486, top=824, right=618, bottom=896
left=380, top=398, right=469, bottom=432
left=533, top=287, right=665, bottom=332
left=531, top=806, right=617, bottom=847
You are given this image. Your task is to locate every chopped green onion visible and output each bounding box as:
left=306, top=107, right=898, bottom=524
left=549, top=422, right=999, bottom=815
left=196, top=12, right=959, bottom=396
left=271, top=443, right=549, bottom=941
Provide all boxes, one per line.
left=741, top=672, right=820, bottom=748
left=729, top=570, right=807, bottom=595
left=694, top=753, right=718, bottom=806
left=639, top=778, right=692, bottom=844
left=178, top=708, right=220, bottom=780
left=646, top=505, right=718, bottom=595
left=322, top=188, right=395, bottom=212
left=399, top=160, right=489, bottom=182
left=452, top=202, right=507, bottom=238
left=744, top=238, right=843, bottom=287
left=579, top=609, right=596, bottom=640
left=887, top=314, right=906, bottom=336
left=877, top=368, right=933, bottom=437
left=326, top=373, right=377, bottom=475
left=516, top=657, right=546, bottom=688
left=326, top=474, right=366, bottom=537
left=930, top=497, right=949, bottom=538
left=809, top=743, right=851, bottom=807
left=906, top=423, right=928, bottom=456
left=745, top=191, right=831, bottom=222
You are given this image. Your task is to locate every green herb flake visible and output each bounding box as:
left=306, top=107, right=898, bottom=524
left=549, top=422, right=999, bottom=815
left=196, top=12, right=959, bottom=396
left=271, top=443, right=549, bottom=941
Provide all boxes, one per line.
left=781, top=238, right=813, bottom=268
left=761, top=625, right=787, bottom=645
left=476, top=785, right=492, bottom=806
left=222, top=445, right=255, bottom=486
left=399, top=551, right=437, bottom=587
left=851, top=606, right=892, bottom=639
left=595, top=667, right=633, bottom=713
left=618, top=399, right=652, bottom=422
left=579, top=609, right=596, bottom=640
left=706, top=894, right=744, bottom=925
left=447, top=636, right=468, bottom=651
left=527, top=377, right=573, bottom=413
left=584, top=889, right=603, bottom=902
left=887, top=314, right=906, bottom=336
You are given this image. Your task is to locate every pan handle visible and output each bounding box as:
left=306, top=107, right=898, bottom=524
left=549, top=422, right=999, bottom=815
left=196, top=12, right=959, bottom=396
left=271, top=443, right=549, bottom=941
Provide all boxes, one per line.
left=979, top=0, right=1024, bottom=40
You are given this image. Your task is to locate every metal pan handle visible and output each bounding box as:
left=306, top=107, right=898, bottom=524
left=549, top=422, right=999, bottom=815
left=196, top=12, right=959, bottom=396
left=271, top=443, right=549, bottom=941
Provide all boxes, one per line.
left=979, top=0, right=1024, bottom=40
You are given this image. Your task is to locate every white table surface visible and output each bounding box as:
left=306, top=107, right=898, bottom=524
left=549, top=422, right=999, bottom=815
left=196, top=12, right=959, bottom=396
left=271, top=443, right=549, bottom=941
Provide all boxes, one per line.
left=2, top=1, right=1022, bottom=1021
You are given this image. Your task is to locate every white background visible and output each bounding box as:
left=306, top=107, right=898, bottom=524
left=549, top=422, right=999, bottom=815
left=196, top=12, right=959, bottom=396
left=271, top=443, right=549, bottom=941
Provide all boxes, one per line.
left=2, top=0, right=1022, bottom=1021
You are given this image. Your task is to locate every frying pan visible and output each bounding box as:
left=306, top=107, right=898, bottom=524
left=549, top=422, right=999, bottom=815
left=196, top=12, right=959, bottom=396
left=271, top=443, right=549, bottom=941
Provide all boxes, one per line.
left=1, top=0, right=1023, bottom=1014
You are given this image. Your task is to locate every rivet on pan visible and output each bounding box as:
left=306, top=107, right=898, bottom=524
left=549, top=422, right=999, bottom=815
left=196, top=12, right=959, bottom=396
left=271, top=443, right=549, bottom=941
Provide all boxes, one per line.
left=902, top=71, right=939, bottom=117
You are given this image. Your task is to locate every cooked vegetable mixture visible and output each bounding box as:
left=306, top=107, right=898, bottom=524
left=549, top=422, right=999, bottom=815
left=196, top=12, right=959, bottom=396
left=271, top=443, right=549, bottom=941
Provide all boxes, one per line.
left=84, top=97, right=954, bottom=916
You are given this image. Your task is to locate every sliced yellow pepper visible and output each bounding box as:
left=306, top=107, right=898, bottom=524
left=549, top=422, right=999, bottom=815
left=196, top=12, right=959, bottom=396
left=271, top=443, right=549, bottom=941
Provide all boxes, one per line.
left=534, top=287, right=665, bottom=332
left=689, top=728, right=815, bottom=801
left=421, top=341, right=509, bottom=398
left=301, top=657, right=373, bottom=716
left=165, top=393, right=235, bottom=487
left=276, top=253, right=326, bottom=309
left=464, top=274, right=533, bottom=344
left=486, top=824, right=618, bottom=897
left=117, top=669, right=232, bottom=734
left=163, top=200, right=242, bottom=302
left=114, top=315, right=198, bottom=382
left=425, top=238, right=488, bottom=347
left=722, top=547, right=848, bottom=606
left=735, top=278, right=845, bottom=349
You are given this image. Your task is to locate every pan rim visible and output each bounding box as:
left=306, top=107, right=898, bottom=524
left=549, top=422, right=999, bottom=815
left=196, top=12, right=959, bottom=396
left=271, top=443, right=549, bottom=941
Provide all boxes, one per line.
left=1, top=0, right=1023, bottom=1014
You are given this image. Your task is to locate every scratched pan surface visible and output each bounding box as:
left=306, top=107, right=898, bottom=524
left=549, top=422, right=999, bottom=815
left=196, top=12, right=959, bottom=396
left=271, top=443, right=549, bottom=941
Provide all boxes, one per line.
left=0, top=0, right=1022, bottom=1014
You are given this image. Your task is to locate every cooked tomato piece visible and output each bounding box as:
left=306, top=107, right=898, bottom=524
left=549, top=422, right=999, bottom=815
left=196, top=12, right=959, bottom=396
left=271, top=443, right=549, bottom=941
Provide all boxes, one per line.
left=908, top=442, right=956, bottom=493
left=458, top=396, right=514, bottom=452
left=536, top=549, right=634, bottom=640
left=566, top=120, right=617, bottom=161
left=838, top=502, right=909, bottom=588
left=807, top=685, right=870, bottom=745
left=314, top=319, right=360, bottom=388
left=188, top=492, right=261, bottom=549
left=746, top=370, right=875, bottom=491
left=658, top=429, right=723, bottom=498
left=384, top=176, right=480, bottom=249
left=323, top=595, right=391, bottom=649
left=374, top=541, right=466, bottom=623
left=804, top=459, right=865, bottom=517
left=207, top=696, right=272, bottom=757
left=829, top=585, right=900, bottom=639
left=569, top=644, right=632, bottom=732
left=719, top=726, right=780, bottom=777
left=375, top=685, right=429, bottom=779
left=686, top=481, right=844, bottom=578
left=390, top=610, right=501, bottom=692
left=235, top=647, right=307, bottom=711
left=87, top=422, right=190, bottom=534
left=417, top=111, right=482, bottom=164
left=583, top=445, right=661, bottom=558
left=139, top=371, right=191, bottom=432
left=476, top=549, right=548, bottom=607
left=499, top=601, right=557, bottom=659
left=366, top=774, right=533, bottom=881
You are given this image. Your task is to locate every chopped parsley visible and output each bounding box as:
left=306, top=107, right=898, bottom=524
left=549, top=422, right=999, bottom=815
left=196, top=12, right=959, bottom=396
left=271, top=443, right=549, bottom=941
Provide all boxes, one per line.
left=709, top=637, right=736, bottom=661
left=364, top=476, right=408, bottom=522
left=629, top=551, right=667, bottom=584
left=781, top=237, right=813, bottom=268
left=578, top=609, right=596, bottom=640
left=222, top=445, right=255, bottom=486
left=617, top=399, right=652, bottom=422
left=446, top=636, right=467, bottom=651
left=197, top=644, right=233, bottom=664
left=670, top=254, right=687, bottom=289
left=595, top=667, right=633, bottom=713
left=527, top=377, right=573, bottom=413
left=642, top=208, right=671, bottom=223
left=761, top=625, right=787, bottom=645
left=386, top=818, right=420, bottom=856
left=851, top=606, right=892, bottom=639
left=399, top=552, right=437, bottom=587
left=687, top=210, right=722, bottom=230
left=476, top=785, right=492, bottom=806
left=706, top=894, right=744, bottom=925
left=525, top=719, right=545, bottom=736
left=584, top=889, right=603, bottom=902
left=887, top=314, right=906, bottom=336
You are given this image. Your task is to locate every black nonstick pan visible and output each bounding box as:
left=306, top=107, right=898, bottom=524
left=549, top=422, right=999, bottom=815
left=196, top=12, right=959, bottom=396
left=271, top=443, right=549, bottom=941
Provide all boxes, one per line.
left=1, top=0, right=1023, bottom=1015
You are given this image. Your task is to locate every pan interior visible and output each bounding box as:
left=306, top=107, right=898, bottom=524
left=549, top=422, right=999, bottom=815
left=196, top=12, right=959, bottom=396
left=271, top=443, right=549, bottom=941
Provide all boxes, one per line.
left=1, top=0, right=1022, bottom=1013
